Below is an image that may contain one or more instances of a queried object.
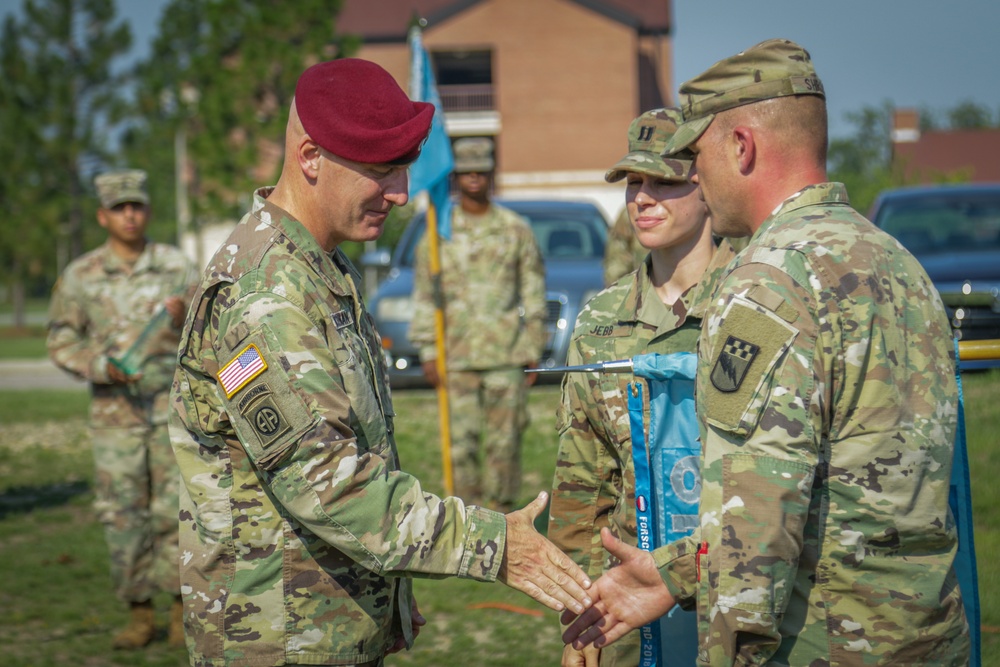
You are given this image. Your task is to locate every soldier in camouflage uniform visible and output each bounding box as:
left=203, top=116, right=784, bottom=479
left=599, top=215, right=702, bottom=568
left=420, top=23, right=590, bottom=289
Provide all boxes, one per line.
left=169, top=59, right=591, bottom=667
left=410, top=137, right=547, bottom=512
left=563, top=39, right=970, bottom=666
left=47, top=169, right=195, bottom=649
left=550, top=108, right=737, bottom=667
left=602, top=207, right=647, bottom=287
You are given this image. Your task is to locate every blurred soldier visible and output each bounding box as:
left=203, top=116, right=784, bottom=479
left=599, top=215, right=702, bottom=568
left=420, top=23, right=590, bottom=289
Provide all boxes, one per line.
left=47, top=168, right=195, bottom=649
left=170, top=59, right=591, bottom=666
left=410, top=137, right=547, bottom=512
left=564, top=39, right=969, bottom=666
left=549, top=108, right=736, bottom=667
left=601, top=207, right=647, bottom=286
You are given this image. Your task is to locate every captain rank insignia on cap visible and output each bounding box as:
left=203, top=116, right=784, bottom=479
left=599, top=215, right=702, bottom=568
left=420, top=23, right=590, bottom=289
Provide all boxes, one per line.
left=711, top=336, right=760, bottom=393
left=218, top=344, right=268, bottom=398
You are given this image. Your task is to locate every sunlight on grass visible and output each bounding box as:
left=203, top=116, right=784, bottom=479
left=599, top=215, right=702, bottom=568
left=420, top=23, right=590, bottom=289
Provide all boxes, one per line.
left=0, top=375, right=996, bottom=665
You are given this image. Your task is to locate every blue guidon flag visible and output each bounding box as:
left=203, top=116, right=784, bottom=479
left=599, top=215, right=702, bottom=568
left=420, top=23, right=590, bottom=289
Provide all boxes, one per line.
left=628, top=352, right=700, bottom=667
left=218, top=344, right=267, bottom=398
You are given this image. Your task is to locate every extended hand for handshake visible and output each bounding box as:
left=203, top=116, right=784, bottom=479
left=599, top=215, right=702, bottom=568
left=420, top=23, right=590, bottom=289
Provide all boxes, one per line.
left=499, top=491, right=593, bottom=615
left=502, top=501, right=678, bottom=655
left=559, top=528, right=677, bottom=651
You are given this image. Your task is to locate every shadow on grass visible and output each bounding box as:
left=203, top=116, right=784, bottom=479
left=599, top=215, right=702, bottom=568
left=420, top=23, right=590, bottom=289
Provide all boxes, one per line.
left=0, top=480, right=90, bottom=519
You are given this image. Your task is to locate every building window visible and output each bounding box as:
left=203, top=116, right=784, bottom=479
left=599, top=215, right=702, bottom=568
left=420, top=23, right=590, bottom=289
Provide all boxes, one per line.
left=433, top=50, right=494, bottom=112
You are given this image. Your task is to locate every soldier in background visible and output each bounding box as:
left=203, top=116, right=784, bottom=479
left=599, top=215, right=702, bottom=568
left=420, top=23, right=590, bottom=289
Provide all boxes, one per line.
left=563, top=39, right=969, bottom=666
left=601, top=207, right=647, bottom=287
left=47, top=169, right=195, bottom=649
left=170, top=60, right=591, bottom=666
left=410, top=137, right=547, bottom=512
left=549, top=108, right=737, bottom=667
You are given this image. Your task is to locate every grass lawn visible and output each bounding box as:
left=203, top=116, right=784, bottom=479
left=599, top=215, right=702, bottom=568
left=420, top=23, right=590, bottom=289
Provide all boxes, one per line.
left=0, top=326, right=48, bottom=360
left=1, top=373, right=997, bottom=666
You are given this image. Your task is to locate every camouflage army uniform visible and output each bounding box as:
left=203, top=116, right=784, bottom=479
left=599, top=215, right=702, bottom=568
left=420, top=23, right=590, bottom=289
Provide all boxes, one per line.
left=47, top=241, right=195, bottom=602
left=410, top=203, right=547, bottom=509
left=602, top=207, right=648, bottom=287
left=653, top=184, right=969, bottom=666
left=549, top=243, right=735, bottom=667
left=170, top=188, right=507, bottom=666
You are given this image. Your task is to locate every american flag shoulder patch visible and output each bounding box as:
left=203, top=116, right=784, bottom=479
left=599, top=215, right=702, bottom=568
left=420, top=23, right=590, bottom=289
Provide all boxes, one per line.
left=218, top=343, right=268, bottom=399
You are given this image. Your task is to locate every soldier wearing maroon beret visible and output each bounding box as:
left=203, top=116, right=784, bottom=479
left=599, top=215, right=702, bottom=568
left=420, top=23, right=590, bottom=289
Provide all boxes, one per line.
left=170, top=58, right=593, bottom=666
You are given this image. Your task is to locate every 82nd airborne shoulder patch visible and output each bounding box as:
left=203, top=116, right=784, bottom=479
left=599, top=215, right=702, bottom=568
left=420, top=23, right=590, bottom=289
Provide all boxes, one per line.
left=710, top=335, right=760, bottom=393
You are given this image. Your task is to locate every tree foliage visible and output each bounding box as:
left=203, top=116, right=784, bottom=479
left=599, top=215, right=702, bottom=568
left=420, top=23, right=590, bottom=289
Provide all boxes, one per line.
left=0, top=0, right=131, bottom=323
left=124, top=0, right=360, bottom=235
left=828, top=100, right=1000, bottom=215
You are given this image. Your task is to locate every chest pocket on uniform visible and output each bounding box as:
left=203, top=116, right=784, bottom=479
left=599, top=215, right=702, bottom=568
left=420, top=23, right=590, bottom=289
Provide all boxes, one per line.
left=701, top=296, right=798, bottom=438
left=329, top=310, right=391, bottom=456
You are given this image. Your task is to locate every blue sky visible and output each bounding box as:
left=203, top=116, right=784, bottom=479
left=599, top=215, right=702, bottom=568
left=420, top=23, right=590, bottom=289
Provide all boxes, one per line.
left=3, top=0, right=999, bottom=139
left=673, top=0, right=1000, bottom=138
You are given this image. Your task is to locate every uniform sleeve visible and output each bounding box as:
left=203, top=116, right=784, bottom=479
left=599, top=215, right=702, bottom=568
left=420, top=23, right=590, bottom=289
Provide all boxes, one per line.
left=408, top=233, right=437, bottom=361
left=515, top=222, right=547, bottom=363
left=691, top=261, right=820, bottom=664
left=46, top=276, right=111, bottom=384
left=175, top=255, right=199, bottom=317
left=215, top=292, right=506, bottom=582
left=547, top=339, right=617, bottom=581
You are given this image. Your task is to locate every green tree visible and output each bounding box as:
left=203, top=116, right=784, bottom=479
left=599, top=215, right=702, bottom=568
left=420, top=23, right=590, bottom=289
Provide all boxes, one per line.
left=24, top=0, right=132, bottom=263
left=828, top=99, right=1000, bottom=214
left=0, top=16, right=50, bottom=326
left=946, top=100, right=996, bottom=129
left=125, top=0, right=361, bottom=251
left=0, top=0, right=131, bottom=324
left=828, top=101, right=902, bottom=215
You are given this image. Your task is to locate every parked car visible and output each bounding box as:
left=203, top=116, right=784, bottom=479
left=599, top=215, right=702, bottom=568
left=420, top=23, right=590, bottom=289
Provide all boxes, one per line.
left=364, top=199, right=609, bottom=388
left=869, top=184, right=1000, bottom=342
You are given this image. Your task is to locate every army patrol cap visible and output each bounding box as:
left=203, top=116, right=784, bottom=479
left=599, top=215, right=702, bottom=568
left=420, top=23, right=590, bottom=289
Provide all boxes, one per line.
left=94, top=169, right=150, bottom=209
left=604, top=107, right=692, bottom=183
left=662, top=38, right=825, bottom=156
left=453, top=137, right=495, bottom=173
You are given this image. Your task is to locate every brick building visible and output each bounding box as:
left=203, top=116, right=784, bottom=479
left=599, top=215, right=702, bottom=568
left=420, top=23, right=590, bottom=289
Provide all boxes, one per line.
left=338, top=0, right=675, bottom=220
left=891, top=108, right=1000, bottom=183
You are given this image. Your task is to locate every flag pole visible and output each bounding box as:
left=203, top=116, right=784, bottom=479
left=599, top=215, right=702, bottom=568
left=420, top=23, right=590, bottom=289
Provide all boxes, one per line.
left=426, top=203, right=454, bottom=495
left=409, top=23, right=455, bottom=496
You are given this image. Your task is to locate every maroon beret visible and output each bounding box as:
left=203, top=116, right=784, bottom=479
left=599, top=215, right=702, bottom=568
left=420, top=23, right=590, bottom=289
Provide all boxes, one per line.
left=295, top=58, right=434, bottom=164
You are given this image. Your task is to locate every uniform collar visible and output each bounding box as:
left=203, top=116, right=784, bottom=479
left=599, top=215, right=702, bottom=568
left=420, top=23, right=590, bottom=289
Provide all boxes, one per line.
left=627, top=256, right=691, bottom=336
left=250, top=187, right=358, bottom=297
left=756, top=182, right=850, bottom=238
left=99, top=240, right=152, bottom=275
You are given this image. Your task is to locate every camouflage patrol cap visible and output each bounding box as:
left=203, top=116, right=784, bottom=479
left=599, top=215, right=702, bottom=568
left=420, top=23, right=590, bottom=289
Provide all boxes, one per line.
left=453, top=137, right=495, bottom=173
left=604, top=107, right=692, bottom=183
left=662, top=38, right=825, bottom=156
left=94, top=169, right=149, bottom=208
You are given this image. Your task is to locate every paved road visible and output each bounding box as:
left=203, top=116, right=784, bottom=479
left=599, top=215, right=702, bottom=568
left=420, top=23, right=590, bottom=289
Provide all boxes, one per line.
left=0, top=359, right=86, bottom=391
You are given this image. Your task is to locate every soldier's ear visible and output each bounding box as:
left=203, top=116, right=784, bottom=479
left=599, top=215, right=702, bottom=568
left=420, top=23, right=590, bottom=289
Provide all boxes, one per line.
left=96, top=207, right=110, bottom=230
left=298, top=137, right=322, bottom=181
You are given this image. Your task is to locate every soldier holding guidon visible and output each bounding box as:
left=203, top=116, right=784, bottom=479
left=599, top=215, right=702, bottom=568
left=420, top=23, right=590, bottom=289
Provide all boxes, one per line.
left=549, top=107, right=737, bottom=667
left=564, top=39, right=969, bottom=666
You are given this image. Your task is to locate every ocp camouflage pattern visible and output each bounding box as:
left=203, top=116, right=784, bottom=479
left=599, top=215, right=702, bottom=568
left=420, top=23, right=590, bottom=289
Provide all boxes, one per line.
left=654, top=183, right=969, bottom=666
left=170, top=188, right=507, bottom=666
left=409, top=203, right=547, bottom=370
left=604, top=107, right=692, bottom=184
left=549, top=243, right=736, bottom=666
left=47, top=241, right=194, bottom=601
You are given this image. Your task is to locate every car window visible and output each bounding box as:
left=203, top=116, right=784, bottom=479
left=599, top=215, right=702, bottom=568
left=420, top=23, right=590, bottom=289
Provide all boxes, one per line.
left=397, top=203, right=608, bottom=267
left=874, top=192, right=1000, bottom=255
